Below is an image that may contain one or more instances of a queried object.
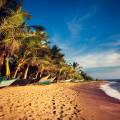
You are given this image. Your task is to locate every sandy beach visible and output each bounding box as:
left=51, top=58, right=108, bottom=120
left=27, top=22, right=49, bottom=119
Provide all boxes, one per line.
left=0, top=82, right=120, bottom=120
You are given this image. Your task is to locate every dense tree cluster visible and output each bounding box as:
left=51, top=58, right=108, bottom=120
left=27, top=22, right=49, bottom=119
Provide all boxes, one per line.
left=0, top=0, right=93, bottom=82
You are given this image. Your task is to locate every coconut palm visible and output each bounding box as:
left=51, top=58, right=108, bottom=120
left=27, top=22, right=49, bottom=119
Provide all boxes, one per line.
left=0, top=3, right=31, bottom=78
left=50, top=45, right=64, bottom=65
left=13, top=26, right=48, bottom=79
left=0, top=1, right=50, bottom=79
left=0, top=0, right=22, bottom=23
left=0, top=0, right=7, bottom=10
left=0, top=0, right=92, bottom=82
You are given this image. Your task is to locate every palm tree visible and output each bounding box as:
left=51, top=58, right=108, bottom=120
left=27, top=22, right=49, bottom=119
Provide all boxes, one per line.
left=0, top=1, right=49, bottom=79
left=73, top=62, right=79, bottom=69
left=0, top=0, right=22, bottom=22
left=50, top=45, right=64, bottom=64
left=0, top=3, right=30, bottom=78
left=0, top=0, right=7, bottom=10
left=0, top=0, right=89, bottom=82
left=13, top=26, right=48, bottom=79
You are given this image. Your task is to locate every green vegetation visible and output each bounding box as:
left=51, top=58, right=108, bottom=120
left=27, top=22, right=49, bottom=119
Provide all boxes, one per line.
left=0, top=0, right=93, bottom=83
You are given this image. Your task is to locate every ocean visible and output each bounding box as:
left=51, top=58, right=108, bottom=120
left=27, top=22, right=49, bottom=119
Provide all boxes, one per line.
left=100, top=79, right=120, bottom=100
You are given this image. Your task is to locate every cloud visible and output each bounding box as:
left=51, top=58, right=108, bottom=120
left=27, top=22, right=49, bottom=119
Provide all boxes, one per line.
left=73, top=50, right=120, bottom=68
left=51, top=4, right=100, bottom=65
left=67, top=17, right=82, bottom=37
left=66, top=13, right=91, bottom=37
left=112, top=40, right=120, bottom=46
left=66, top=4, right=97, bottom=38
left=100, top=40, right=120, bottom=47
left=50, top=33, right=89, bottom=59
left=100, top=34, right=120, bottom=47
left=50, top=34, right=59, bottom=44
left=85, top=67, right=120, bottom=79
left=84, top=66, right=120, bottom=79
left=109, top=34, right=120, bottom=39
left=50, top=33, right=70, bottom=52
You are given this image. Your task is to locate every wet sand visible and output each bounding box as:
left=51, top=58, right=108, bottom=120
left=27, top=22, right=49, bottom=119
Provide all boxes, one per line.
left=0, top=82, right=120, bottom=120
left=71, top=81, right=120, bottom=120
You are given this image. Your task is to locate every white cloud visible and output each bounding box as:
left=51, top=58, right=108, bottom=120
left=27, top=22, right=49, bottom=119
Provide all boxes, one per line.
left=66, top=4, right=97, bottom=38
left=100, top=40, right=120, bottom=47
left=112, top=40, right=120, bottom=46
left=66, top=12, right=92, bottom=37
left=88, top=68, right=120, bottom=79
left=51, top=34, right=59, bottom=43
left=67, top=18, right=82, bottom=36
left=50, top=33, right=70, bottom=51
left=73, top=50, right=120, bottom=68
left=84, top=67, right=120, bottom=79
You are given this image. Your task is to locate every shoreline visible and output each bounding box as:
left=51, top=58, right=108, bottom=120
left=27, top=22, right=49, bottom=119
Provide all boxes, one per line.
left=100, top=81, right=120, bottom=100
left=71, top=81, right=120, bottom=102
left=0, top=81, right=120, bottom=120
left=70, top=81, right=120, bottom=120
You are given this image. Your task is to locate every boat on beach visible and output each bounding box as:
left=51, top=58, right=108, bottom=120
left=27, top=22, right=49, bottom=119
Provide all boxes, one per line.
left=0, top=77, right=19, bottom=87
left=59, top=79, right=73, bottom=83
left=36, top=75, right=56, bottom=85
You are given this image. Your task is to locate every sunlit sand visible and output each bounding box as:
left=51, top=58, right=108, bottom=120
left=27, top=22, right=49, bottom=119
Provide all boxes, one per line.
left=0, top=82, right=120, bottom=120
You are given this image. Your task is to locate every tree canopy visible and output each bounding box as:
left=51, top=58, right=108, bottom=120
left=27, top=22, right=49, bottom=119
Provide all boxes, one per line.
left=0, top=0, right=93, bottom=82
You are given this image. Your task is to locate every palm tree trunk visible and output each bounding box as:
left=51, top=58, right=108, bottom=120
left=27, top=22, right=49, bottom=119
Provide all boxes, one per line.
left=13, top=59, right=24, bottom=78
left=13, top=65, right=19, bottom=78
left=35, top=72, right=38, bottom=79
left=5, top=57, right=10, bottom=79
left=23, top=65, right=29, bottom=79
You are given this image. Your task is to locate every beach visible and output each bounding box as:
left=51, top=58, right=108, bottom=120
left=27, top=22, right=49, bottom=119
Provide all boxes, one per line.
left=0, top=82, right=120, bottom=120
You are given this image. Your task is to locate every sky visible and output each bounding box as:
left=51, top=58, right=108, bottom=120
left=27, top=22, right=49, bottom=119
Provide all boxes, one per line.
left=23, top=0, right=120, bottom=79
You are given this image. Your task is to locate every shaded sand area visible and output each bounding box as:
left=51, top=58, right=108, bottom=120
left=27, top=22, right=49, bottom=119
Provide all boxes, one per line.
left=0, top=82, right=120, bottom=120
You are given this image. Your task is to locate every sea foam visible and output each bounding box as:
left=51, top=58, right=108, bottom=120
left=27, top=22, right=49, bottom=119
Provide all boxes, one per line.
left=100, top=82, right=120, bottom=100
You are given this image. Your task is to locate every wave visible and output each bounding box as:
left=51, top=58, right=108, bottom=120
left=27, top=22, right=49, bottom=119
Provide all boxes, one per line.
left=100, top=82, right=120, bottom=100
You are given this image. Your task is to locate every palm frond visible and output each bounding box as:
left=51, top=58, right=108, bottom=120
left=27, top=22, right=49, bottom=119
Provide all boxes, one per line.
left=0, top=8, right=31, bottom=31
left=0, top=0, right=7, bottom=10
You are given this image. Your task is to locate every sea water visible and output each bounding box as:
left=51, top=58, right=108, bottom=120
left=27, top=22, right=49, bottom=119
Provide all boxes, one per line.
left=100, top=80, right=120, bottom=100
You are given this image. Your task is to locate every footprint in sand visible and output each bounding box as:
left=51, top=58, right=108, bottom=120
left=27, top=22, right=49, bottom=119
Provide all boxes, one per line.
left=0, top=106, right=3, bottom=112
left=52, top=96, right=57, bottom=116
left=0, top=113, right=4, bottom=118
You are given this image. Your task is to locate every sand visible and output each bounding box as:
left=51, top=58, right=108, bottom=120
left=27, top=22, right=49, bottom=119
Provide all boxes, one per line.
left=0, top=82, right=120, bottom=120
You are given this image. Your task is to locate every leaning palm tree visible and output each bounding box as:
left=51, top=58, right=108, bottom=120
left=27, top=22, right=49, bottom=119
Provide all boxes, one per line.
left=0, top=2, right=49, bottom=79
left=13, top=27, right=48, bottom=79
left=0, top=0, right=22, bottom=23
left=0, top=5, right=31, bottom=78
left=50, top=45, right=64, bottom=65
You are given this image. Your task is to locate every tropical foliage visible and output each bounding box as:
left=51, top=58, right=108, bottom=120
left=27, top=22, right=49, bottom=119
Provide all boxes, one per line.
left=0, top=0, right=93, bottom=82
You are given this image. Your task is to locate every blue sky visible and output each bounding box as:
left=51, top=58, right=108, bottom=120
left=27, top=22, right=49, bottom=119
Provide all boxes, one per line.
left=23, top=0, right=120, bottom=79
